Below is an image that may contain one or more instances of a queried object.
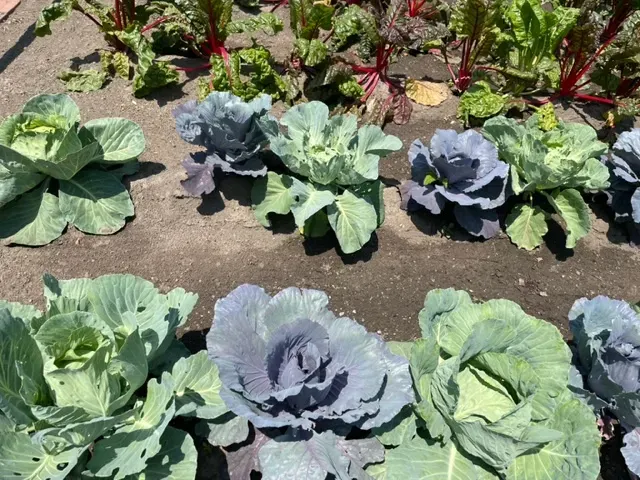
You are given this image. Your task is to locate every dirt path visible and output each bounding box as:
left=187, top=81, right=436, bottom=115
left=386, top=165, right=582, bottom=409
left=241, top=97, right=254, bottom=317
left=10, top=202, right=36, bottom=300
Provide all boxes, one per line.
left=1, top=0, right=639, bottom=346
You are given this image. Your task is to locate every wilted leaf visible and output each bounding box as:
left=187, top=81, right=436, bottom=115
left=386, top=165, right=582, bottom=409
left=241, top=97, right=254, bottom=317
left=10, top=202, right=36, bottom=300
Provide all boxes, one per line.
left=405, top=80, right=449, bottom=106
left=58, top=69, right=108, bottom=93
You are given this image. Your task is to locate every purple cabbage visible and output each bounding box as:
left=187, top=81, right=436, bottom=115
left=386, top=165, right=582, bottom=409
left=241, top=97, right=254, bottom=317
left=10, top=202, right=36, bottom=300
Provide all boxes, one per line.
left=206, top=285, right=414, bottom=431
left=173, top=92, right=272, bottom=196
left=604, top=128, right=640, bottom=245
left=399, top=129, right=509, bottom=239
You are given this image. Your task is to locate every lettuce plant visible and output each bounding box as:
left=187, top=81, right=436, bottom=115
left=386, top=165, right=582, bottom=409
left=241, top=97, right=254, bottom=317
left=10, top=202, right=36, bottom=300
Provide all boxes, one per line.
left=174, top=92, right=271, bottom=197
left=0, top=273, right=230, bottom=480
left=399, top=129, right=509, bottom=239
left=204, top=284, right=414, bottom=478
left=569, top=295, right=640, bottom=478
left=603, top=128, right=640, bottom=244
left=36, top=1, right=179, bottom=96
left=251, top=101, right=402, bottom=254
left=367, top=289, right=601, bottom=479
left=0, top=94, right=145, bottom=246
left=483, top=114, right=609, bottom=250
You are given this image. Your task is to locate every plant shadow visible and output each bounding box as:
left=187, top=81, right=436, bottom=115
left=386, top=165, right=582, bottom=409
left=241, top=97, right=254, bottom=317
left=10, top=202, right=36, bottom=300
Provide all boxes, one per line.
left=303, top=231, right=379, bottom=264
left=590, top=194, right=636, bottom=246
left=196, top=176, right=253, bottom=216
left=69, top=51, right=101, bottom=70
left=0, top=22, right=36, bottom=74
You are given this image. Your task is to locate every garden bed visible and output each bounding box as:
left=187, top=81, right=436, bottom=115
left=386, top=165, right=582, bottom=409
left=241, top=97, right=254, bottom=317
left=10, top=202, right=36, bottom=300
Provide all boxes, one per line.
left=1, top=0, right=639, bottom=347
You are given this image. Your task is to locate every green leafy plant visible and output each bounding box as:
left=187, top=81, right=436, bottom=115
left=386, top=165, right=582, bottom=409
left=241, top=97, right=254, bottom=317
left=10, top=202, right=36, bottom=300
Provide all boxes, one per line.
left=251, top=101, right=402, bottom=254
left=0, top=273, right=227, bottom=480
left=483, top=113, right=610, bottom=250
left=497, top=0, right=580, bottom=95
left=36, top=0, right=179, bottom=96
left=367, top=288, right=601, bottom=480
left=0, top=94, right=145, bottom=246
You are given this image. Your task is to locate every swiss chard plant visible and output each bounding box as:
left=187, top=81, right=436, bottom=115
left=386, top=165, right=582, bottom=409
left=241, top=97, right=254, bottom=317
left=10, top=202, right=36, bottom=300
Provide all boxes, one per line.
left=366, top=288, right=601, bottom=479
left=602, top=128, right=640, bottom=245
left=399, top=129, right=509, bottom=239
left=0, top=273, right=227, bottom=480
left=568, top=295, right=640, bottom=479
left=0, top=94, right=145, bottom=247
left=203, top=284, right=414, bottom=478
left=251, top=101, right=402, bottom=254
left=554, top=0, right=640, bottom=105
left=35, top=0, right=179, bottom=96
left=482, top=112, right=610, bottom=250
left=444, top=0, right=504, bottom=93
left=155, top=0, right=286, bottom=101
left=174, top=92, right=272, bottom=196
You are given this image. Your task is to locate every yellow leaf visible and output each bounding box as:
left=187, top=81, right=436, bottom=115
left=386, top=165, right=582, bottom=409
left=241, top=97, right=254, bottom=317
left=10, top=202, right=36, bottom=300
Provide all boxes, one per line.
left=405, top=80, right=449, bottom=106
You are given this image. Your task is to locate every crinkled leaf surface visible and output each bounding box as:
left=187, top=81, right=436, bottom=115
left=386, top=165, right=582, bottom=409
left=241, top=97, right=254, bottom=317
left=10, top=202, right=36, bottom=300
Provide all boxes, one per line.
left=58, top=69, right=108, bottom=93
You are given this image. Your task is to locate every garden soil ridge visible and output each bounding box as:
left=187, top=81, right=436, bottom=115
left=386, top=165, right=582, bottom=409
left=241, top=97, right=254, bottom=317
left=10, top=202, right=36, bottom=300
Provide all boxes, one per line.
left=0, top=0, right=639, bottom=345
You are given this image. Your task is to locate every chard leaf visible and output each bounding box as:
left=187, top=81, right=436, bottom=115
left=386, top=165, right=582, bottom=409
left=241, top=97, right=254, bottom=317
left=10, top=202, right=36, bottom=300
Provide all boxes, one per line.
left=87, top=374, right=176, bottom=479
left=79, top=118, right=145, bottom=162
left=290, top=178, right=336, bottom=227
left=294, top=38, right=329, bottom=67
left=171, top=351, right=228, bottom=419
left=58, top=169, right=134, bottom=235
left=0, top=186, right=67, bottom=246
left=457, top=81, right=506, bottom=124
left=259, top=430, right=350, bottom=480
left=113, top=52, right=131, bottom=79
left=196, top=413, right=250, bottom=447
left=327, top=190, right=377, bottom=254
left=0, top=311, right=46, bottom=427
left=252, top=172, right=294, bottom=227
left=0, top=432, right=86, bottom=480
left=228, top=12, right=284, bottom=35
left=58, top=69, right=108, bottom=93
left=544, top=188, right=590, bottom=249
left=35, top=0, right=75, bottom=36
left=505, top=203, right=548, bottom=250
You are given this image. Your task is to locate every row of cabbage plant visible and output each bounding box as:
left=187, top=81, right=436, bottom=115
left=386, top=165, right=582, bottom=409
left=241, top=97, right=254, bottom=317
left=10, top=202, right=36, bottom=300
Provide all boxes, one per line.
left=175, top=92, right=640, bottom=252
left=4, top=273, right=638, bottom=478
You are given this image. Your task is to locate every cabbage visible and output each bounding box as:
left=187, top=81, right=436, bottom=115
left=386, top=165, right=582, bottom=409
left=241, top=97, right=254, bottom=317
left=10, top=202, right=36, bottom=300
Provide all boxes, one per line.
left=251, top=101, right=402, bottom=253
left=483, top=114, right=609, bottom=250
left=0, top=94, right=144, bottom=246
left=367, top=289, right=601, bottom=480
left=569, top=296, right=640, bottom=477
left=205, top=284, right=414, bottom=478
left=603, top=128, right=640, bottom=244
left=399, top=129, right=509, bottom=239
left=174, top=91, right=272, bottom=196
left=0, top=274, right=229, bottom=480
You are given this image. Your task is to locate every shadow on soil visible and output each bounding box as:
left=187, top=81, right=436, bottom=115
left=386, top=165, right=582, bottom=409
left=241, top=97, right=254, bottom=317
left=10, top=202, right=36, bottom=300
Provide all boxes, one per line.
left=69, top=51, right=101, bottom=69
left=197, top=176, right=253, bottom=216
left=0, top=22, right=36, bottom=74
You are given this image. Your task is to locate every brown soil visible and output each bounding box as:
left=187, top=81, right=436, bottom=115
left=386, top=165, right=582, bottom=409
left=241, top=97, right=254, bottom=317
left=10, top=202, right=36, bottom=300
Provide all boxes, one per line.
left=1, top=0, right=640, bottom=353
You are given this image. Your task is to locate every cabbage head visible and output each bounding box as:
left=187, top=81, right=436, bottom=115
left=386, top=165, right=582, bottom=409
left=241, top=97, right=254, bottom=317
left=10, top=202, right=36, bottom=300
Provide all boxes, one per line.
left=204, top=284, right=414, bottom=478
left=0, top=273, right=231, bottom=480
left=367, top=289, right=601, bottom=480
left=174, top=91, right=272, bottom=196
left=0, top=94, right=145, bottom=246
left=251, top=101, right=402, bottom=254
left=399, top=129, right=509, bottom=239
left=603, top=128, right=640, bottom=245
left=483, top=114, right=609, bottom=250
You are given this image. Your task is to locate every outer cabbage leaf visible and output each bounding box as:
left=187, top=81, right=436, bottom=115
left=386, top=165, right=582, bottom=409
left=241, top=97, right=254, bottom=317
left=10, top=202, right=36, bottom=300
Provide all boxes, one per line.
left=399, top=129, right=509, bottom=239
